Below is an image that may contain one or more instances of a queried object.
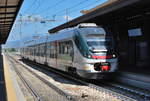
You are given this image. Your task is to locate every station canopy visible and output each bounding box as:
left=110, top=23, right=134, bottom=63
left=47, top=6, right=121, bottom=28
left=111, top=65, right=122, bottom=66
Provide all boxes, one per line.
left=48, top=0, right=150, bottom=33
left=0, top=0, right=23, bottom=44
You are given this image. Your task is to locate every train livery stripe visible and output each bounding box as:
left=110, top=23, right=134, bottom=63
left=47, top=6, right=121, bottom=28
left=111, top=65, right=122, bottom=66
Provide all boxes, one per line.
left=92, top=55, right=113, bottom=59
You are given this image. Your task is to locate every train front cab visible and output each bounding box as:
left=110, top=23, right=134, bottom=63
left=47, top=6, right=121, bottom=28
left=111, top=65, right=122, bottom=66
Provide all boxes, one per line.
left=73, top=27, right=118, bottom=79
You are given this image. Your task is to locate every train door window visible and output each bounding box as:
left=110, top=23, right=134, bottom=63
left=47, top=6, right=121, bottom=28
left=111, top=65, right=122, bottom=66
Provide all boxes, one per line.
left=26, top=48, right=28, bottom=56
left=48, top=42, right=51, bottom=58
left=46, top=42, right=50, bottom=57
left=30, top=47, right=33, bottom=56
left=49, top=42, right=53, bottom=58
left=34, top=45, right=37, bottom=56
left=50, top=42, right=56, bottom=58
left=26, top=48, right=28, bottom=55
left=40, top=44, right=45, bottom=57
left=40, top=45, right=42, bottom=57
left=30, top=47, right=32, bottom=56
left=38, top=46, right=40, bottom=56
left=40, top=44, right=43, bottom=57
left=36, top=45, right=38, bottom=56
left=58, top=40, right=73, bottom=60
left=50, top=43, right=52, bottom=58
left=29, top=47, right=31, bottom=56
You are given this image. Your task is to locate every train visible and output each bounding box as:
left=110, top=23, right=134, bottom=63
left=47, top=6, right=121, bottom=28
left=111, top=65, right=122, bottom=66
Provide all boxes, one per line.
left=20, top=23, right=118, bottom=79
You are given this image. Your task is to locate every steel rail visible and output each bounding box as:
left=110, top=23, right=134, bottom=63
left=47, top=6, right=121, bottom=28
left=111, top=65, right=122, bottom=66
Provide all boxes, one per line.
left=99, top=82, right=150, bottom=101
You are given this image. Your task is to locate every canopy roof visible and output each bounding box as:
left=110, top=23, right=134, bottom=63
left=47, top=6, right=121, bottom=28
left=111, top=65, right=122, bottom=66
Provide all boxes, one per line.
left=0, top=0, right=23, bottom=44
left=48, top=0, right=150, bottom=33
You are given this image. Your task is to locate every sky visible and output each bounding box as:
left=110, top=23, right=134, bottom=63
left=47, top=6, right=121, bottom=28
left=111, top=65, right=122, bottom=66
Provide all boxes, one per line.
left=5, top=0, right=108, bottom=47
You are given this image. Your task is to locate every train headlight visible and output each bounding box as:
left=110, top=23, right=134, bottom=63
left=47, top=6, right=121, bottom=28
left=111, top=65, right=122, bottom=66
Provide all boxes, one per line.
left=112, top=54, right=116, bottom=58
left=87, top=55, right=92, bottom=58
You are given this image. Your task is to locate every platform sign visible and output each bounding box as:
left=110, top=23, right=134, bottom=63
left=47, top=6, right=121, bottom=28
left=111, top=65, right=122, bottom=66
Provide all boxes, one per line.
left=128, top=28, right=142, bottom=37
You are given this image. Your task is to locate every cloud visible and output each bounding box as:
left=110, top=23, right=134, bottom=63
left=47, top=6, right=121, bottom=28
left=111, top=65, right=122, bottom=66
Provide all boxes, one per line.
left=19, top=14, right=44, bottom=22
left=63, top=15, right=72, bottom=21
left=13, top=14, right=45, bottom=28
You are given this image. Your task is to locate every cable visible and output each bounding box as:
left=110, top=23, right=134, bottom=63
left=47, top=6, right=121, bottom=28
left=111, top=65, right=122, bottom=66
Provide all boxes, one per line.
left=58, top=0, right=102, bottom=16
left=36, top=0, right=67, bottom=14
left=34, top=0, right=104, bottom=25
left=54, top=0, right=90, bottom=16
left=23, top=0, right=39, bottom=14
left=30, top=0, right=41, bottom=14
left=31, top=0, right=46, bottom=14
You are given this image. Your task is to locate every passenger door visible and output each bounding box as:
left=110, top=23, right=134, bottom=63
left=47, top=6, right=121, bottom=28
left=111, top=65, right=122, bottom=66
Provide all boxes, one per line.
left=57, top=40, right=74, bottom=71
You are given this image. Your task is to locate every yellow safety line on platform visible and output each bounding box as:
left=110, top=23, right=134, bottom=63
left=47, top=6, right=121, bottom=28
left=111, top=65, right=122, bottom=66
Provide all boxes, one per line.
left=3, top=55, right=18, bottom=101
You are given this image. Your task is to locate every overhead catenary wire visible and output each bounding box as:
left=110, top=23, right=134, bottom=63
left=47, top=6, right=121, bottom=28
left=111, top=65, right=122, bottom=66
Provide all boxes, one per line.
left=23, top=0, right=39, bottom=14
left=23, top=0, right=104, bottom=20
left=30, top=0, right=46, bottom=15
left=57, top=0, right=104, bottom=16
left=43, top=0, right=104, bottom=24
left=35, top=0, right=67, bottom=15
left=30, top=0, right=41, bottom=14
left=70, top=0, right=102, bottom=14
left=53, top=0, right=90, bottom=16
left=16, top=0, right=107, bottom=35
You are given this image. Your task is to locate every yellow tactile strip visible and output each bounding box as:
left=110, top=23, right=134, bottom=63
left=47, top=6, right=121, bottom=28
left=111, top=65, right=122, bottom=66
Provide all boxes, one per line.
left=3, top=55, right=18, bottom=101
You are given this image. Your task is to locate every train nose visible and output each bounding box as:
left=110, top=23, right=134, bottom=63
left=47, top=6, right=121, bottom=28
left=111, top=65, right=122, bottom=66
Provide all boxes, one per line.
left=101, top=65, right=110, bottom=71
left=94, top=62, right=110, bottom=71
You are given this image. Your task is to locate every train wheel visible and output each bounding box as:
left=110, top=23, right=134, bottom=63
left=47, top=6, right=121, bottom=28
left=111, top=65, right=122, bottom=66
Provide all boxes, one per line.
left=68, top=67, right=77, bottom=75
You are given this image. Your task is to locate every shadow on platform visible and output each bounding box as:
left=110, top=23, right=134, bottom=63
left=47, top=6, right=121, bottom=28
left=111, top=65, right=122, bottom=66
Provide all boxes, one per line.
left=0, top=54, right=7, bottom=101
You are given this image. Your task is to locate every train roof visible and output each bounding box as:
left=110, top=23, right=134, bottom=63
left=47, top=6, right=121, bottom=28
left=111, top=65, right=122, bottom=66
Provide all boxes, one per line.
left=23, top=27, right=106, bottom=47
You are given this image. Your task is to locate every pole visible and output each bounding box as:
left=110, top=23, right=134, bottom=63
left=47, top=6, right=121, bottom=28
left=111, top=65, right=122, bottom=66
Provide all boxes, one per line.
left=19, top=14, right=22, bottom=40
left=66, top=9, right=69, bottom=22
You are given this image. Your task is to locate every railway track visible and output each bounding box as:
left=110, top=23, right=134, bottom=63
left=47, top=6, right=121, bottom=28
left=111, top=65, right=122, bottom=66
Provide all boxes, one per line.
left=95, top=81, right=150, bottom=101
left=21, top=57, right=150, bottom=101
left=7, top=53, right=137, bottom=101
left=9, top=53, right=150, bottom=101
left=7, top=54, right=77, bottom=101
left=23, top=61, right=136, bottom=101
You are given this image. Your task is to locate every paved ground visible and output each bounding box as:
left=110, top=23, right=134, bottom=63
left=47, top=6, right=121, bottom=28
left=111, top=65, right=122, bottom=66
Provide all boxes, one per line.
left=0, top=54, right=6, bottom=101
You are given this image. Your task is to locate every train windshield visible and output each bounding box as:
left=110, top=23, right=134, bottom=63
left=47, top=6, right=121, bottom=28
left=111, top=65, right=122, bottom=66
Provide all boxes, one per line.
left=85, top=35, right=113, bottom=52
left=78, top=28, right=114, bottom=52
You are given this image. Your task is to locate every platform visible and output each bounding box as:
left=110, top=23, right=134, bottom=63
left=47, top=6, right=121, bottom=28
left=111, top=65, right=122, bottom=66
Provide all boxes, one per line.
left=3, top=54, right=26, bottom=101
left=0, top=54, right=6, bottom=101
left=115, top=71, right=150, bottom=90
left=0, top=53, right=26, bottom=101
